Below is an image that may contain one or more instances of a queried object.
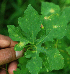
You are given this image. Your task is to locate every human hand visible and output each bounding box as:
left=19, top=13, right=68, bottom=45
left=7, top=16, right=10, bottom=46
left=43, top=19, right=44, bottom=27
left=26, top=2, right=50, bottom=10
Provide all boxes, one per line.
left=0, top=34, right=24, bottom=74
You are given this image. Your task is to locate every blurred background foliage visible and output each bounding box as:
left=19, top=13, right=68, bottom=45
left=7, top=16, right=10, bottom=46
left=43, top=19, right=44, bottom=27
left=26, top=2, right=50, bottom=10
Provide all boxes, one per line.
left=0, top=0, right=70, bottom=36
left=0, top=0, right=70, bottom=74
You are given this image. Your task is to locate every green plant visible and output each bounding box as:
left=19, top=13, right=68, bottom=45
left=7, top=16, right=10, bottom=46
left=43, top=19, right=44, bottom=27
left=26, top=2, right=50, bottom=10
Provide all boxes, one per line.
left=7, top=2, right=70, bottom=74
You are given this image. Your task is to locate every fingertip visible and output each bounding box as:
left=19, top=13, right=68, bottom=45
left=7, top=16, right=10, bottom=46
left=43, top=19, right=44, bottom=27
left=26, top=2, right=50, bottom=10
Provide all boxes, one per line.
left=0, top=35, right=11, bottom=48
left=0, top=40, right=10, bottom=48
left=0, top=69, right=7, bottom=74
left=0, top=34, right=18, bottom=48
left=8, top=61, right=18, bottom=74
left=10, top=40, right=18, bottom=47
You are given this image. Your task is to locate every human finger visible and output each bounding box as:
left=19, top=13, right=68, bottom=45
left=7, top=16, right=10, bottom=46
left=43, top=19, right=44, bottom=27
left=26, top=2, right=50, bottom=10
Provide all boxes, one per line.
left=9, top=40, right=18, bottom=47
left=0, top=34, right=18, bottom=48
left=0, top=47, right=23, bottom=65
left=0, top=34, right=11, bottom=48
left=0, top=69, right=7, bottom=74
left=8, top=61, right=18, bottom=74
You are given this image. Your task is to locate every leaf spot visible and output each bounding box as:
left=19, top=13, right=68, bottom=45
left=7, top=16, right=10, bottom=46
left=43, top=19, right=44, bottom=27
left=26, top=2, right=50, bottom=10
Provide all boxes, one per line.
left=50, top=9, right=55, bottom=13
left=53, top=25, right=58, bottom=28
left=18, top=42, right=24, bottom=47
left=44, top=16, right=51, bottom=20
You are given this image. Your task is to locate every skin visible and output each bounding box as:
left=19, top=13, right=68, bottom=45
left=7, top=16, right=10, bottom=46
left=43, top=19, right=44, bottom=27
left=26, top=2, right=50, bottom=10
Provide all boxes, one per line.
left=0, top=34, right=20, bottom=74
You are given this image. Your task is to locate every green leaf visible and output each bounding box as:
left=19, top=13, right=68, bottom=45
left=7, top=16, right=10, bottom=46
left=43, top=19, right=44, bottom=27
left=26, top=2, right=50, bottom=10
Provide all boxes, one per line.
left=41, top=2, right=60, bottom=15
left=18, top=4, right=42, bottom=44
left=62, top=7, right=70, bottom=22
left=66, top=47, right=70, bottom=55
left=7, top=25, right=26, bottom=41
left=7, top=2, right=69, bottom=74
left=13, top=57, right=29, bottom=74
left=59, top=48, right=70, bottom=69
left=35, top=33, right=54, bottom=46
left=14, top=39, right=29, bottom=51
left=39, top=53, right=49, bottom=72
left=35, top=35, right=47, bottom=45
left=36, top=44, right=47, bottom=54
left=24, top=50, right=36, bottom=58
left=43, top=13, right=67, bottom=39
left=24, top=50, right=32, bottom=58
left=18, top=56, right=28, bottom=64
left=13, top=68, right=21, bottom=74
left=26, top=56, right=42, bottom=74
left=66, top=24, right=70, bottom=40
left=46, top=48, right=64, bottom=70
left=35, top=45, right=64, bottom=71
left=36, top=28, right=46, bottom=39
left=66, top=0, right=70, bottom=4
left=36, top=13, right=67, bottom=45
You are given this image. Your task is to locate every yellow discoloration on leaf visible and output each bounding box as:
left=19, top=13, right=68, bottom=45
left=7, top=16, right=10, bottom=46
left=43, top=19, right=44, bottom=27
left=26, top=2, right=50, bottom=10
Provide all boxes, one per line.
left=18, top=42, right=24, bottom=47
left=44, top=16, right=48, bottom=19
left=54, top=55, right=57, bottom=58
left=44, top=16, right=50, bottom=20
left=47, top=69, right=49, bottom=72
left=56, top=13, right=59, bottom=16
left=53, top=25, right=58, bottom=28
left=14, top=34, right=18, bottom=37
left=50, top=9, right=55, bottom=13
left=15, top=48, right=16, bottom=50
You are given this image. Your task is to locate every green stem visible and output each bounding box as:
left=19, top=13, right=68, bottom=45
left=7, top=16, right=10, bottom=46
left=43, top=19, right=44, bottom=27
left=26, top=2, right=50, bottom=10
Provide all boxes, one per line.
left=55, top=39, right=58, bottom=48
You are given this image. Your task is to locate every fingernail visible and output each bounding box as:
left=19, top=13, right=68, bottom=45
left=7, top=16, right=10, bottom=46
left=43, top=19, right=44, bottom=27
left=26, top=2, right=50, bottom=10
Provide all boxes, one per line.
left=15, top=49, right=24, bottom=59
